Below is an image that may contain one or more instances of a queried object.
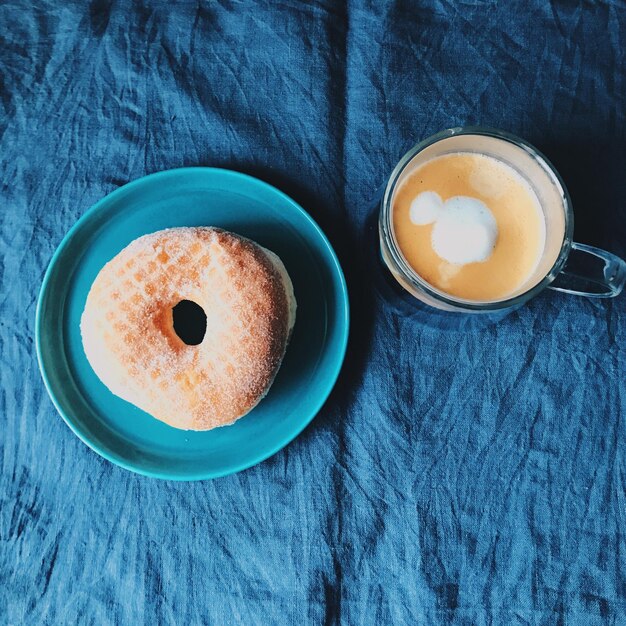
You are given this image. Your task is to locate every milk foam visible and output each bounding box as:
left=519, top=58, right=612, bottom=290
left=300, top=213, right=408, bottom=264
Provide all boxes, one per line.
left=409, top=191, right=443, bottom=224
left=409, top=192, right=498, bottom=265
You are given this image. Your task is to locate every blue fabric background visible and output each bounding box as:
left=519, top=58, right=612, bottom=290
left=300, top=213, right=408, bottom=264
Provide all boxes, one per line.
left=2, top=1, right=625, bottom=624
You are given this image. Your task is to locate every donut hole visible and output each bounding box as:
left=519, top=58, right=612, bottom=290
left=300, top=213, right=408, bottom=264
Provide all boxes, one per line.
left=172, top=300, right=207, bottom=345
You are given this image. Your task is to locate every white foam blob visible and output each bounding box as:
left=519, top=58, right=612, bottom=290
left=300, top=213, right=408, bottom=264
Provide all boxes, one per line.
left=431, top=196, right=498, bottom=265
left=437, top=262, right=462, bottom=287
left=409, top=191, right=443, bottom=225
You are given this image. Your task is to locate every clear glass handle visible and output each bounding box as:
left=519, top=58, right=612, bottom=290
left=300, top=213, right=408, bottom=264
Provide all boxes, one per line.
left=548, top=242, right=626, bottom=298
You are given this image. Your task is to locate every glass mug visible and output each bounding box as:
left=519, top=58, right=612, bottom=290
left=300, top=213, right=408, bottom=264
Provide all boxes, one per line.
left=379, top=127, right=626, bottom=314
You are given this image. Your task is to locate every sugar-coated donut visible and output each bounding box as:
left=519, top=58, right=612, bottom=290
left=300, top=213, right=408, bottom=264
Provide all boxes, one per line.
left=80, top=227, right=296, bottom=431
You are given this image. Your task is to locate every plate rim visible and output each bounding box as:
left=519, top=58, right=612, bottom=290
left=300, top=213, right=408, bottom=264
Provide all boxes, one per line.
left=35, top=166, right=350, bottom=480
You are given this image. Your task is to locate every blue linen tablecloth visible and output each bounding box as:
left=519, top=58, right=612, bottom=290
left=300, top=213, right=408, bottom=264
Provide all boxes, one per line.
left=2, top=1, right=625, bottom=624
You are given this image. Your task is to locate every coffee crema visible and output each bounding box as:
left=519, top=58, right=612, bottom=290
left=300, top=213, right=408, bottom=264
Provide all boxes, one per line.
left=392, top=152, right=546, bottom=301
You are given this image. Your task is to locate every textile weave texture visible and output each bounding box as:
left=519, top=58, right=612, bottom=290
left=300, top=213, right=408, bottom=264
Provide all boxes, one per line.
left=1, top=1, right=625, bottom=624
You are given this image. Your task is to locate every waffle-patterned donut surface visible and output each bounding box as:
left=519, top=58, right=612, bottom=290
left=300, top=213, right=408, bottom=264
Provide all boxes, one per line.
left=80, top=227, right=296, bottom=431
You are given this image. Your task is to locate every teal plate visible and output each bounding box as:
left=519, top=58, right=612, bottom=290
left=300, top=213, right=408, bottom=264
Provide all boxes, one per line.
left=36, top=168, right=349, bottom=480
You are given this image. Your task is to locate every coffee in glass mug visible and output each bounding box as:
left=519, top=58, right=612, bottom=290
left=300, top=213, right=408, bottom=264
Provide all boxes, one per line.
left=379, top=127, right=626, bottom=314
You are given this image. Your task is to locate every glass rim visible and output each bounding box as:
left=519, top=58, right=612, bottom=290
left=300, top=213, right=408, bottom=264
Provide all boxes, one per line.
left=379, top=126, right=575, bottom=311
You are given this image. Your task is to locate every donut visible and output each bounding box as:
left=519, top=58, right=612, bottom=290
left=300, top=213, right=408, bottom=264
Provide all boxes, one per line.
left=80, top=227, right=296, bottom=431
